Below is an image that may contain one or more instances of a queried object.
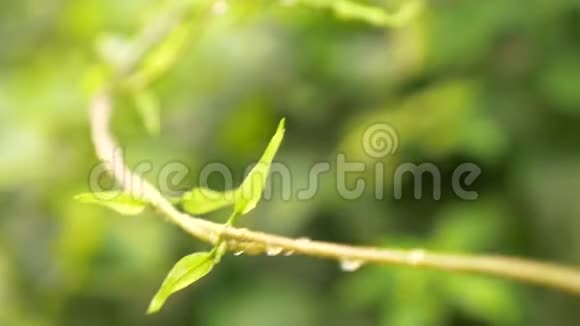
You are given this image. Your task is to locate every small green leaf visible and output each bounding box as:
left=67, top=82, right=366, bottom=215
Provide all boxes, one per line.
left=74, top=191, right=147, bottom=216
left=127, top=22, right=192, bottom=90
left=134, top=91, right=161, bottom=135
left=148, top=252, right=215, bottom=314
left=182, top=187, right=235, bottom=215
left=234, top=118, right=285, bottom=215
left=294, top=0, right=423, bottom=27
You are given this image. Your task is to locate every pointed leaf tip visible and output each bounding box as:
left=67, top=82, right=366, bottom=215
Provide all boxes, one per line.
left=147, top=252, right=215, bottom=314
left=234, top=118, right=286, bottom=215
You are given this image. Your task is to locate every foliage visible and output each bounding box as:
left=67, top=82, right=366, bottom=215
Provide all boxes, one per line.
left=74, top=192, right=148, bottom=216
left=2, top=0, right=580, bottom=325
left=151, top=118, right=284, bottom=313
left=147, top=251, right=216, bottom=314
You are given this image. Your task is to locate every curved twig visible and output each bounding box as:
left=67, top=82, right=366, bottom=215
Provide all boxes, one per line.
left=89, top=92, right=580, bottom=296
left=87, top=1, right=580, bottom=298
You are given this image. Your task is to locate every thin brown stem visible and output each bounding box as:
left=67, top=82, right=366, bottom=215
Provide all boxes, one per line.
left=89, top=90, right=580, bottom=296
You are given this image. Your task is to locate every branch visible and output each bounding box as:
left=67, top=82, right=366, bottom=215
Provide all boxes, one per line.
left=89, top=88, right=580, bottom=297
left=87, top=1, right=580, bottom=298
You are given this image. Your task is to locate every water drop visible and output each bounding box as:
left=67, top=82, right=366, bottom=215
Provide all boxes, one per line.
left=283, top=250, right=295, bottom=256
left=233, top=250, right=244, bottom=256
left=340, top=259, right=364, bottom=272
left=266, top=247, right=283, bottom=256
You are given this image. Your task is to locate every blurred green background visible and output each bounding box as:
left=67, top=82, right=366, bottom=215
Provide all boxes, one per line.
left=1, top=0, right=580, bottom=325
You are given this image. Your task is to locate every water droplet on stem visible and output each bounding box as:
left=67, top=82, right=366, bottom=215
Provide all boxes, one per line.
left=266, top=247, right=283, bottom=256
left=340, top=259, right=364, bottom=272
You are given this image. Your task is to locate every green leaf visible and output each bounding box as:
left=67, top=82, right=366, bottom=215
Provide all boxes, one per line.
left=442, top=276, right=521, bottom=324
left=134, top=91, right=161, bottom=135
left=127, top=22, right=192, bottom=90
left=234, top=118, right=285, bottom=215
left=74, top=191, right=147, bottom=216
left=182, top=187, right=235, bottom=215
left=295, top=0, right=423, bottom=27
left=147, top=252, right=215, bottom=314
